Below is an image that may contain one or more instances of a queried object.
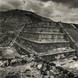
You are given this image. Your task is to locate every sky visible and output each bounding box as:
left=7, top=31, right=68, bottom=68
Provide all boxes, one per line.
left=0, top=0, right=78, bottom=24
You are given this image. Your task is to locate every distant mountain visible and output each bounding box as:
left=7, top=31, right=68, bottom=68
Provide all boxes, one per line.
left=0, top=9, right=54, bottom=33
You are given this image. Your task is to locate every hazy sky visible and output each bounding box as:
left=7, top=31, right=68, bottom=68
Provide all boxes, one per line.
left=0, top=0, right=78, bottom=24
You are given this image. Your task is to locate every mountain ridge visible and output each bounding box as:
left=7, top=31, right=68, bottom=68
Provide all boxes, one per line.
left=0, top=9, right=55, bottom=33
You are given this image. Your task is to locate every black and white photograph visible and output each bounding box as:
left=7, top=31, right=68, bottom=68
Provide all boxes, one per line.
left=0, top=0, right=78, bottom=78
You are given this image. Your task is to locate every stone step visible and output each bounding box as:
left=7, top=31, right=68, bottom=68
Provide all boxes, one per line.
left=21, top=32, right=64, bottom=35
left=25, top=25, right=57, bottom=28
left=20, top=31, right=65, bottom=40
left=19, top=36, right=69, bottom=44
left=23, top=27, right=60, bottom=33
left=39, top=48, right=76, bottom=56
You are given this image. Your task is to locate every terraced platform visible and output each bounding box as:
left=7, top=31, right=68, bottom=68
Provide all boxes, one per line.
left=0, top=10, right=78, bottom=78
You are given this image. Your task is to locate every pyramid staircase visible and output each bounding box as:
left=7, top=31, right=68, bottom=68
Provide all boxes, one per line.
left=11, top=22, right=77, bottom=62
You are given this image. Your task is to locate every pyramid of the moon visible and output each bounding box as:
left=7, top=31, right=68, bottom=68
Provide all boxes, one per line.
left=0, top=9, right=77, bottom=61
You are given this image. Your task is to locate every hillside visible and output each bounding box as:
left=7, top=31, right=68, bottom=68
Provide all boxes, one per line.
left=0, top=9, right=53, bottom=33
